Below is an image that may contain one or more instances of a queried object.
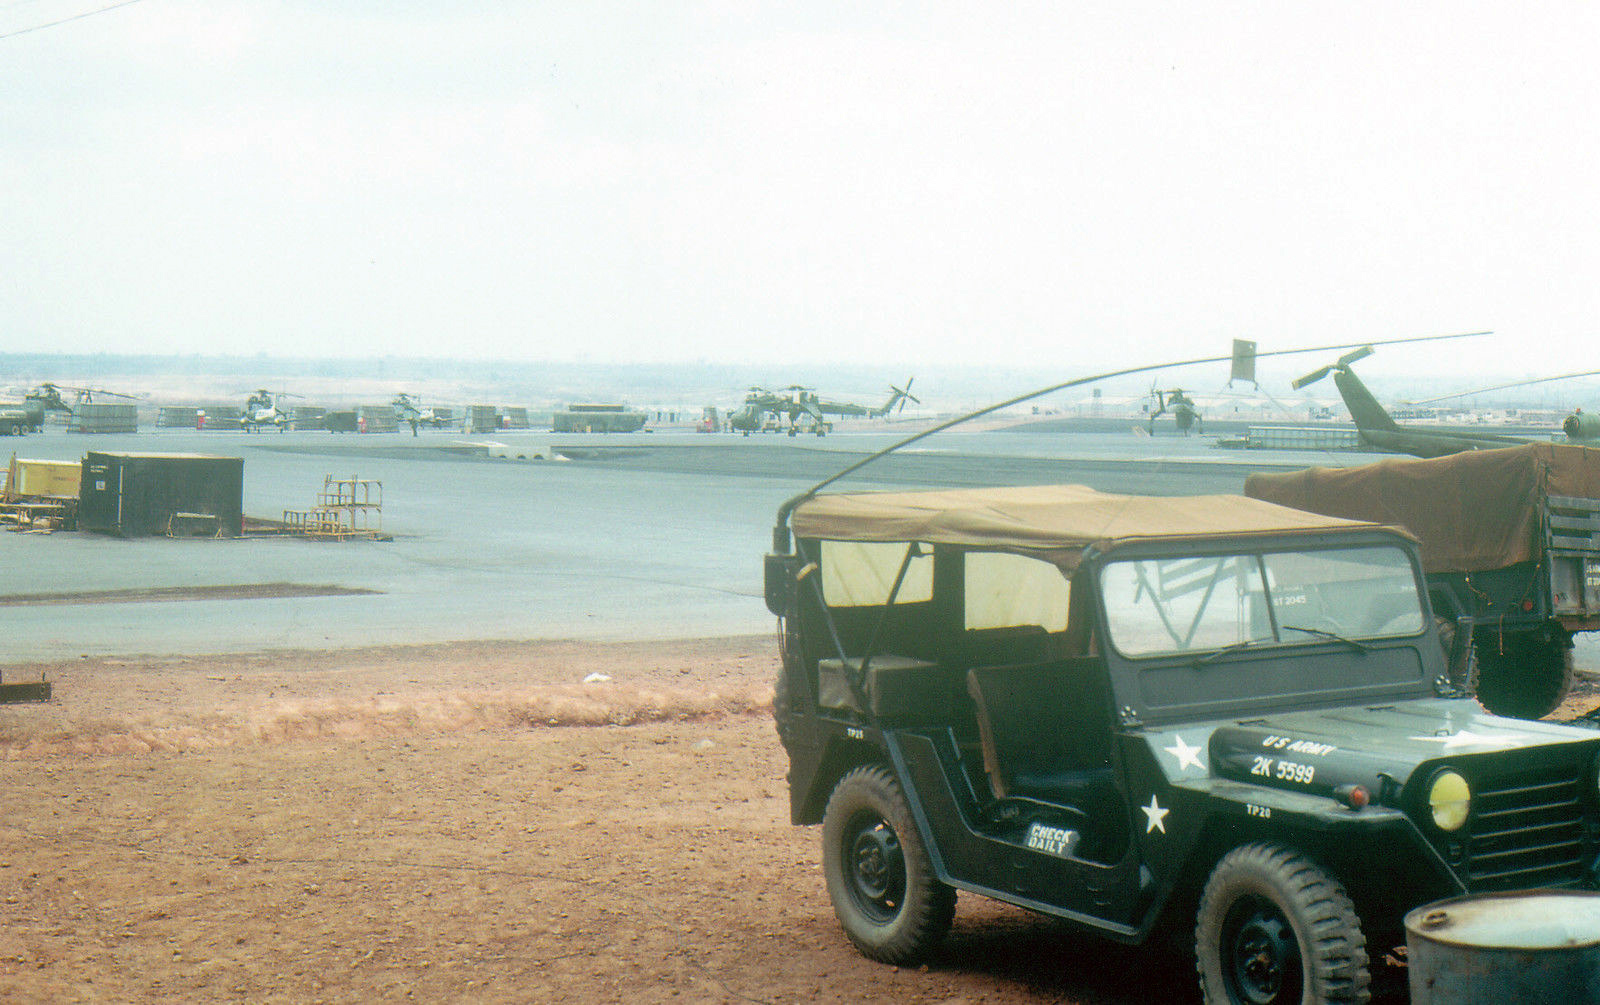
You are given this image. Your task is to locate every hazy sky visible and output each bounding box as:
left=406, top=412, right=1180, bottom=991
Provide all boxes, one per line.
left=4, top=3, right=1599, bottom=378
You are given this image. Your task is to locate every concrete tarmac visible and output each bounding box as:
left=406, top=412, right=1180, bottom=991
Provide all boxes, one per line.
left=0, top=424, right=1434, bottom=660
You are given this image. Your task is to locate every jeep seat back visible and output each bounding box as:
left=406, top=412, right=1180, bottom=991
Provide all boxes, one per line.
left=966, top=658, right=1115, bottom=805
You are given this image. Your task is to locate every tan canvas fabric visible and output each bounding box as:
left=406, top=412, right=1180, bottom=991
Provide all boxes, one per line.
left=1244, top=443, right=1600, bottom=574
left=789, top=484, right=1382, bottom=569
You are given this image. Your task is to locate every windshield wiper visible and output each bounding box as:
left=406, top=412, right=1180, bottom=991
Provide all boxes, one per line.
left=1195, top=638, right=1274, bottom=666
left=1282, top=624, right=1371, bottom=653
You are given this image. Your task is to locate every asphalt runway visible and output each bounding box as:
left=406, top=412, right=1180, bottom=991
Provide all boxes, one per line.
left=0, top=423, right=1442, bottom=660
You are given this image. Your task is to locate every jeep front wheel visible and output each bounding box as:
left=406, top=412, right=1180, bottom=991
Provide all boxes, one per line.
left=821, top=764, right=954, bottom=965
left=1196, top=842, right=1369, bottom=1004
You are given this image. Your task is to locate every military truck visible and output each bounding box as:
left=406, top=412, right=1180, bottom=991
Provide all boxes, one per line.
left=0, top=405, right=29, bottom=436
left=765, top=483, right=1600, bottom=1004
left=1247, top=443, right=1600, bottom=720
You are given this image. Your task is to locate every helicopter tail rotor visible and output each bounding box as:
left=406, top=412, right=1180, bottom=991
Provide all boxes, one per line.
left=1291, top=365, right=1333, bottom=390
left=890, top=378, right=920, bottom=414
left=1293, top=345, right=1374, bottom=390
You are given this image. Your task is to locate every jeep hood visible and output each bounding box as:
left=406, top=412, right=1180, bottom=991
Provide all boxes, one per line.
left=1150, top=699, right=1600, bottom=800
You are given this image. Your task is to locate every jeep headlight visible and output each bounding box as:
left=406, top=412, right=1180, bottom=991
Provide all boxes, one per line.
left=1429, top=770, right=1471, bottom=831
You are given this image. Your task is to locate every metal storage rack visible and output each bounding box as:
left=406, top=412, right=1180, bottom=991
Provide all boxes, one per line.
left=283, top=475, right=383, bottom=540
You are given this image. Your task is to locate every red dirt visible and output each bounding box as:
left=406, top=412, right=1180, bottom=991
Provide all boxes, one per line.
left=2, top=637, right=1592, bottom=1002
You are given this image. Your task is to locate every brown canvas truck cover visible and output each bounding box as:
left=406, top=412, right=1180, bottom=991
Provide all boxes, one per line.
left=1244, top=442, right=1600, bottom=574
left=790, top=483, right=1387, bottom=569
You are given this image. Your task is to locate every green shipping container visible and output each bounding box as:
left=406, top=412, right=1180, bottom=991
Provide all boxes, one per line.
left=78, top=452, right=243, bottom=538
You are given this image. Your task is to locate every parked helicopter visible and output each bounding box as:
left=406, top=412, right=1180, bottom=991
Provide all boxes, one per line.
left=17, top=384, right=67, bottom=429
left=727, top=380, right=918, bottom=436
left=17, top=383, right=141, bottom=430
left=391, top=393, right=454, bottom=435
left=1146, top=386, right=1202, bottom=434
left=1292, top=347, right=1598, bottom=457
left=240, top=390, right=299, bottom=432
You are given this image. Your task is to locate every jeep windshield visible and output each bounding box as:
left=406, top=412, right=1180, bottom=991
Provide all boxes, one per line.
left=1100, top=545, right=1426, bottom=660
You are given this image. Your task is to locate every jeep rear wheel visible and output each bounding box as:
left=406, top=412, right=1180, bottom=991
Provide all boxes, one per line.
left=822, top=764, right=954, bottom=965
left=1473, top=628, right=1574, bottom=720
left=1196, top=842, right=1369, bottom=1004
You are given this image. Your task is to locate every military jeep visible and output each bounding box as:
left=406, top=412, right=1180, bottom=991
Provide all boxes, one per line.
left=765, top=484, right=1600, bottom=1004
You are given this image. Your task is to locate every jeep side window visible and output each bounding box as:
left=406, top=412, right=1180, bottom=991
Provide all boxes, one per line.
left=963, top=551, right=1069, bottom=632
left=819, top=540, right=934, bottom=607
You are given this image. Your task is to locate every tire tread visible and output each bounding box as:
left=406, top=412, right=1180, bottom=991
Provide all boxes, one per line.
left=1195, top=841, right=1370, bottom=1004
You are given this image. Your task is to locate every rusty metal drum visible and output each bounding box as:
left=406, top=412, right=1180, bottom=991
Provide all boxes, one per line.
left=1406, top=891, right=1600, bottom=1003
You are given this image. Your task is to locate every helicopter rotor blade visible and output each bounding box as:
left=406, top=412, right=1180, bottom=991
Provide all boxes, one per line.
left=1403, top=368, right=1600, bottom=406
left=1292, top=365, right=1334, bottom=390
left=1337, top=346, right=1375, bottom=368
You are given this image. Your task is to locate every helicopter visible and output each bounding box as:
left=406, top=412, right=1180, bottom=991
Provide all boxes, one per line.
left=1146, top=386, right=1202, bottom=434
left=727, top=387, right=799, bottom=435
left=1290, top=346, right=1600, bottom=457
left=17, top=383, right=141, bottom=430
left=391, top=393, right=455, bottom=435
left=240, top=390, right=300, bottom=432
left=727, top=380, right=919, bottom=437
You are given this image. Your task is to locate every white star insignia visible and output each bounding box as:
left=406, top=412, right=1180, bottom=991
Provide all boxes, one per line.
left=1142, top=794, right=1170, bottom=834
left=1163, top=734, right=1205, bottom=772
left=1408, top=729, right=1522, bottom=750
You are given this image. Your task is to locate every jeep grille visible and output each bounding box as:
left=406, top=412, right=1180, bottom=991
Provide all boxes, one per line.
left=1465, top=765, right=1588, bottom=891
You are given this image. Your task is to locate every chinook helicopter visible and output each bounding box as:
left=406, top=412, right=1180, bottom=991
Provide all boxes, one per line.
left=728, top=380, right=919, bottom=436
left=1292, top=346, right=1600, bottom=457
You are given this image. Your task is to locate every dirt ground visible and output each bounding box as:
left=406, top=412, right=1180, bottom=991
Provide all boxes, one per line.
left=1, top=638, right=1597, bottom=1004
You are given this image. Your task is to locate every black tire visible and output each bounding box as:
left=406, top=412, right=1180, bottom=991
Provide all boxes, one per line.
left=822, top=764, right=955, bottom=965
left=1473, top=628, right=1575, bottom=720
left=1196, top=842, right=1369, bottom=1004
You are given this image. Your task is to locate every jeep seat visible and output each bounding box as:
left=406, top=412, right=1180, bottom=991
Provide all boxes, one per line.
left=966, top=660, right=1120, bottom=821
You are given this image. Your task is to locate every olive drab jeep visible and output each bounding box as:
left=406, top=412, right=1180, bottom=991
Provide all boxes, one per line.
left=765, top=484, right=1600, bottom=1004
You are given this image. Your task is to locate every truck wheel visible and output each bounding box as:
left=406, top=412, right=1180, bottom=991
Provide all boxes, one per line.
left=1434, top=616, right=1473, bottom=690
left=1473, top=628, right=1574, bottom=720
left=1196, top=842, right=1369, bottom=1004
left=822, top=763, right=955, bottom=965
